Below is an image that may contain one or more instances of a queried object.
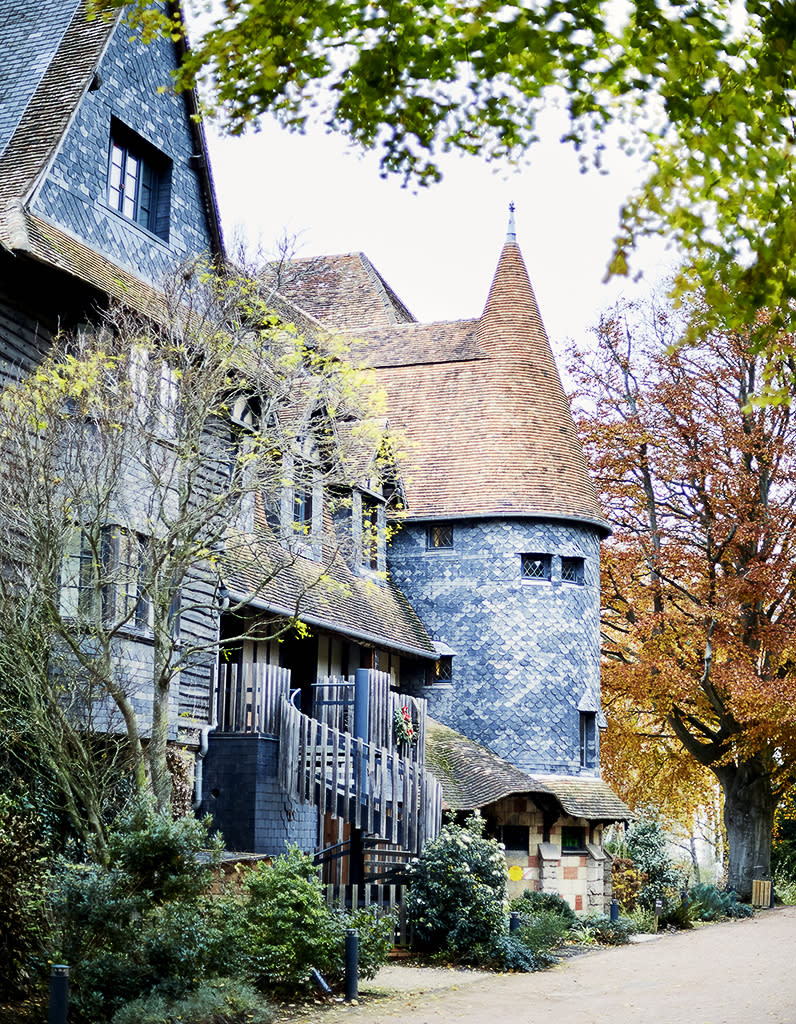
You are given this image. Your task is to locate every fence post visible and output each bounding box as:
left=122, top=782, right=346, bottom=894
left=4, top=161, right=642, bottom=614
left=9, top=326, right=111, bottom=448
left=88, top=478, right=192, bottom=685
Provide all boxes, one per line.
left=345, top=928, right=359, bottom=1002
left=48, top=965, right=69, bottom=1024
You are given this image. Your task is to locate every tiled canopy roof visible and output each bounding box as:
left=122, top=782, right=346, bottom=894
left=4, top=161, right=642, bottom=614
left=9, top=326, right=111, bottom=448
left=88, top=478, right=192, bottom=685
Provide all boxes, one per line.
left=273, top=240, right=610, bottom=531
left=0, top=0, right=223, bottom=286
left=225, top=528, right=436, bottom=660
left=425, top=719, right=632, bottom=822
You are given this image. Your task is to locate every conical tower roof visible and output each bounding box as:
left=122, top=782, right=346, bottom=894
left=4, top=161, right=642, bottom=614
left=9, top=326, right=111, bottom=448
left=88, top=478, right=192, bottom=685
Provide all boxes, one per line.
left=269, top=217, right=609, bottom=532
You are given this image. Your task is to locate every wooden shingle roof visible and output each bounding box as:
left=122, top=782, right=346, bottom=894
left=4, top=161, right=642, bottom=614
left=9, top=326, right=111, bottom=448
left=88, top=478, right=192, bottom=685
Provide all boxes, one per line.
left=426, top=719, right=632, bottom=822
left=273, top=239, right=610, bottom=532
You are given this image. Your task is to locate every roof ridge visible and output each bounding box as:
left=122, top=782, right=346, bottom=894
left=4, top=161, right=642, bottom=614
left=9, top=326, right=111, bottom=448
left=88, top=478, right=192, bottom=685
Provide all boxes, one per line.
left=357, top=252, right=416, bottom=324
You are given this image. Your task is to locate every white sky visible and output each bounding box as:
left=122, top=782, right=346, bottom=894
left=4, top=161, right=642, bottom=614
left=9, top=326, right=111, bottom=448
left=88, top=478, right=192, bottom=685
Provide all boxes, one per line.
left=205, top=109, right=675, bottom=355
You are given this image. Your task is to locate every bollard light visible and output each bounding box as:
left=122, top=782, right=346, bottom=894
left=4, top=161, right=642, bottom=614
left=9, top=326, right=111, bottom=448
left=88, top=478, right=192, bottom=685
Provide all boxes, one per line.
left=48, top=965, right=69, bottom=1024
left=345, top=928, right=359, bottom=1002
left=509, top=910, right=521, bottom=932
left=610, top=899, right=619, bottom=922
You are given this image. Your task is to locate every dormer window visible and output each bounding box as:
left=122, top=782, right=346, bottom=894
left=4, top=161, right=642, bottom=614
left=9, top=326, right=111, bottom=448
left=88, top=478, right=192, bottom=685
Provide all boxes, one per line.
left=107, top=120, right=171, bottom=241
left=293, top=480, right=313, bottom=535
left=286, top=456, right=321, bottom=558
left=361, top=496, right=380, bottom=570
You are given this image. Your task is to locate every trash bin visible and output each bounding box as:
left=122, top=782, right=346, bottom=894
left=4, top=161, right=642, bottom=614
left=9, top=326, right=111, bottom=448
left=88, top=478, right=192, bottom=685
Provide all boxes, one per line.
left=751, top=879, right=772, bottom=907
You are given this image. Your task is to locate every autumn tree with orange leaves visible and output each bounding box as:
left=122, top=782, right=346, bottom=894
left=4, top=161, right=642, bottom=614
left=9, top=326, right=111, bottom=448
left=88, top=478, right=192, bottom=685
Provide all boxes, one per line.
left=572, top=298, right=796, bottom=896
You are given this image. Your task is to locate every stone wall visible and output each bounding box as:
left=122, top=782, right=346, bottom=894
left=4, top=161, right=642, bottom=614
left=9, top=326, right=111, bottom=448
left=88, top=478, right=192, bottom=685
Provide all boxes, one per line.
left=486, top=794, right=607, bottom=914
left=389, top=517, right=602, bottom=774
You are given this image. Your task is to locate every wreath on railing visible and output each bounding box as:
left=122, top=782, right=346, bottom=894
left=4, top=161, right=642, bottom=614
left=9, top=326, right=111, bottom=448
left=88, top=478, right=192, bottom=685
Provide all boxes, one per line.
left=394, top=704, right=417, bottom=746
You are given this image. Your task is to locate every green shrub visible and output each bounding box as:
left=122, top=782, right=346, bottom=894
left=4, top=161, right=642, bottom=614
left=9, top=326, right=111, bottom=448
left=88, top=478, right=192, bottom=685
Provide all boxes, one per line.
left=514, top=910, right=570, bottom=956
left=659, top=899, right=693, bottom=929
left=242, top=848, right=393, bottom=995
left=773, top=871, right=796, bottom=905
left=470, top=933, right=539, bottom=972
left=406, top=815, right=507, bottom=957
left=110, top=979, right=272, bottom=1024
left=688, top=883, right=753, bottom=922
left=625, top=904, right=657, bottom=933
left=0, top=795, right=49, bottom=1001
left=348, top=906, right=397, bottom=980
left=509, top=889, right=577, bottom=926
left=47, top=800, right=226, bottom=1022
left=625, top=818, right=687, bottom=914
left=575, top=913, right=635, bottom=945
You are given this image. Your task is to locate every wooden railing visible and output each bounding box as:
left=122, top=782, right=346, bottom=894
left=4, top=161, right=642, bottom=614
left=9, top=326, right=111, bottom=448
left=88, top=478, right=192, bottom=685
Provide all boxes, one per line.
left=215, top=662, right=292, bottom=734
left=279, top=697, right=442, bottom=855
left=312, top=671, right=428, bottom=768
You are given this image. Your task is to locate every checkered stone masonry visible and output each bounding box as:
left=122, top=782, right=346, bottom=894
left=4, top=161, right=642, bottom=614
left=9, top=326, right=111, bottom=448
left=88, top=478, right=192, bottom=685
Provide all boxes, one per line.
left=31, top=18, right=213, bottom=285
left=389, top=518, right=602, bottom=775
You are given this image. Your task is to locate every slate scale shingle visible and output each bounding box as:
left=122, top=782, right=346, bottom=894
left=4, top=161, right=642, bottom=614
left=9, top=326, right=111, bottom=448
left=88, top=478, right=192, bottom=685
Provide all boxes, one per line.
left=0, top=0, right=223, bottom=305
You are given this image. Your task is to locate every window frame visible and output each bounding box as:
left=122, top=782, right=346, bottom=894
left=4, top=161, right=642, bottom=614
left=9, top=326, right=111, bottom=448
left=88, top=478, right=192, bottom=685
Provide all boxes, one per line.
left=580, top=710, right=598, bottom=768
left=561, top=555, right=585, bottom=585
left=426, top=523, right=454, bottom=550
left=432, top=655, right=453, bottom=684
left=361, top=494, right=381, bottom=571
left=106, top=120, right=172, bottom=241
left=521, top=552, right=551, bottom=581
left=561, top=826, right=587, bottom=854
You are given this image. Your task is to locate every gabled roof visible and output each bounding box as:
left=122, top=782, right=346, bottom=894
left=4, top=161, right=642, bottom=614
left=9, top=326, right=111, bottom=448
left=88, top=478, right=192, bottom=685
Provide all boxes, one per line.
left=0, top=0, right=223, bottom=282
left=271, top=233, right=610, bottom=532
left=264, top=253, right=416, bottom=331
left=425, top=719, right=632, bottom=822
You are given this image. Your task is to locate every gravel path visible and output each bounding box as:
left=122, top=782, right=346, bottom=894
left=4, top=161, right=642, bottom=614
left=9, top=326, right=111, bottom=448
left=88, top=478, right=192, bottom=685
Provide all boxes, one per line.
left=279, top=906, right=796, bottom=1024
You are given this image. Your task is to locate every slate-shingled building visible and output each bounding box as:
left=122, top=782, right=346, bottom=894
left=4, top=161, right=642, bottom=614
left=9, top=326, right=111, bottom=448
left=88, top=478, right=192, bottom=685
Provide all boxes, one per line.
left=2, top=0, right=625, bottom=911
left=268, top=215, right=633, bottom=911
left=0, top=0, right=443, bottom=868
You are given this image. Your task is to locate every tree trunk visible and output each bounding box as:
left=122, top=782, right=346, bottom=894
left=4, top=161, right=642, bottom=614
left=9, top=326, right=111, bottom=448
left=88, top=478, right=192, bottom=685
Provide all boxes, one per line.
left=716, top=760, right=775, bottom=899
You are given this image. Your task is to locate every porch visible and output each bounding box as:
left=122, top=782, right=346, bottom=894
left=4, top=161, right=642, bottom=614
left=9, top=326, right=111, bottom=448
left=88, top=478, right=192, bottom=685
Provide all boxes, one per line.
left=205, top=663, right=442, bottom=885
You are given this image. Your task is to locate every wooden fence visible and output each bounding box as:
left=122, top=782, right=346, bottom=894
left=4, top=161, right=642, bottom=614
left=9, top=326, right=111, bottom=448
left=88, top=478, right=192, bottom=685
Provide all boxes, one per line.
left=324, top=883, right=411, bottom=945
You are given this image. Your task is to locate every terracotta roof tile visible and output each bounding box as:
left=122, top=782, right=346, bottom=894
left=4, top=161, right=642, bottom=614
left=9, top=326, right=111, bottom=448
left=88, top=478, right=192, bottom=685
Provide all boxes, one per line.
left=265, top=253, right=416, bottom=330
left=272, top=243, right=610, bottom=531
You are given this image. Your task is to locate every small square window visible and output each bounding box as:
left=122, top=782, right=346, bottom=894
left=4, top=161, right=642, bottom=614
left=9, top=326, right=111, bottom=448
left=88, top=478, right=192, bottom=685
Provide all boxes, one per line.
left=426, top=524, right=453, bottom=549
left=501, top=825, right=530, bottom=851
left=561, top=826, right=587, bottom=853
left=107, top=120, right=171, bottom=240
left=521, top=553, right=551, bottom=580
left=562, top=556, right=585, bottom=585
left=433, top=655, right=453, bottom=683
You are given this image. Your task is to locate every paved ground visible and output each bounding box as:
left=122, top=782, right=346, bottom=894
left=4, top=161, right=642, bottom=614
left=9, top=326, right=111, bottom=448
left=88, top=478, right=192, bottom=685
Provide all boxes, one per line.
left=280, top=906, right=796, bottom=1024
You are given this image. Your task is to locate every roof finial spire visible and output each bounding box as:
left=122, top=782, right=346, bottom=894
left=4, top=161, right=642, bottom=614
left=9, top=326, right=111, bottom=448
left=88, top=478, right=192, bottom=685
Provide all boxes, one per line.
left=507, top=201, right=517, bottom=243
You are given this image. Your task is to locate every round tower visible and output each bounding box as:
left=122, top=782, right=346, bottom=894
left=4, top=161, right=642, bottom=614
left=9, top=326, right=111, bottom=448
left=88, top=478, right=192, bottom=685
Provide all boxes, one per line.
left=381, top=214, right=610, bottom=775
